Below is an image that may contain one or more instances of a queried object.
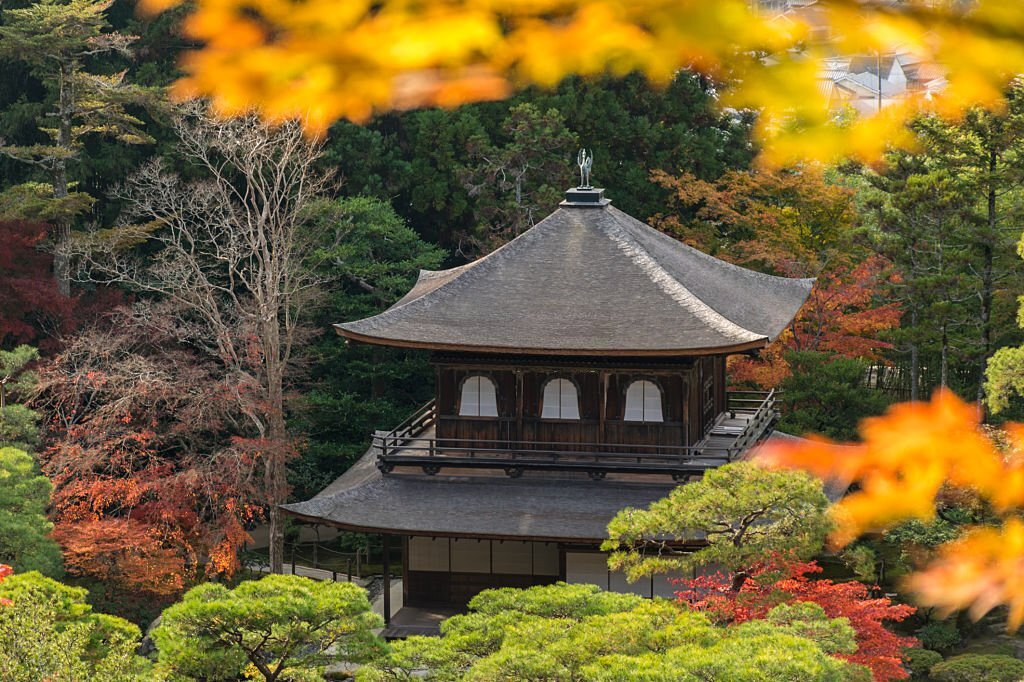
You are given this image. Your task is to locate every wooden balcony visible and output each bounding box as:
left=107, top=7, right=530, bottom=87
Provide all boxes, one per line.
left=373, top=391, right=778, bottom=480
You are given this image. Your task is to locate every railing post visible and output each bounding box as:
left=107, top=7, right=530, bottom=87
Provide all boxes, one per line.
left=382, top=534, right=392, bottom=627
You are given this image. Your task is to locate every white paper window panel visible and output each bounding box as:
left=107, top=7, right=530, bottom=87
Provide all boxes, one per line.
left=565, top=552, right=609, bottom=590
left=450, top=538, right=491, bottom=573
left=609, top=569, right=653, bottom=598
left=491, top=541, right=533, bottom=574
left=624, top=381, right=663, bottom=422
left=459, top=376, right=499, bottom=417
left=542, top=379, right=580, bottom=419
left=478, top=378, right=498, bottom=416
left=533, top=542, right=560, bottom=576
left=408, top=537, right=450, bottom=572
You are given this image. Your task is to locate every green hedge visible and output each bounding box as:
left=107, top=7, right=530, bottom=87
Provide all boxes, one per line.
left=902, top=648, right=943, bottom=679
left=929, top=654, right=1024, bottom=682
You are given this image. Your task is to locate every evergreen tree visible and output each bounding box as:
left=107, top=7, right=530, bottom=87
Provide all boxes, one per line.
left=778, top=351, right=890, bottom=441
left=0, top=448, right=63, bottom=577
left=458, top=102, right=578, bottom=254
left=0, top=345, right=40, bottom=450
left=291, top=197, right=445, bottom=498
left=0, top=0, right=155, bottom=294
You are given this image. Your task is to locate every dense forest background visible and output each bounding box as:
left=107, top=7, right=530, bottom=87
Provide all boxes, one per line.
left=4, top=0, right=1024, bottom=628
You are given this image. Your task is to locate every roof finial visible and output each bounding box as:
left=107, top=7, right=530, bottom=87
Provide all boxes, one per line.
left=576, top=148, right=593, bottom=189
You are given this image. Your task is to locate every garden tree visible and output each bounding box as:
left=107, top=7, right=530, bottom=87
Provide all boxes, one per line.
left=0, top=448, right=63, bottom=577
left=0, top=345, right=41, bottom=450
left=602, top=462, right=832, bottom=590
left=730, top=255, right=901, bottom=390
left=529, top=72, right=756, bottom=221
left=763, top=390, right=1024, bottom=630
left=153, top=574, right=383, bottom=682
left=911, top=91, right=1024, bottom=409
left=864, top=102, right=1024, bottom=405
left=863, top=161, right=981, bottom=400
left=321, top=70, right=754, bottom=250
left=0, top=570, right=151, bottom=681
left=652, top=167, right=899, bottom=387
left=929, top=654, right=1024, bottom=682
left=777, top=351, right=891, bottom=441
left=34, top=305, right=263, bottom=612
left=77, top=103, right=333, bottom=574
left=983, top=216, right=1024, bottom=414
left=650, top=167, right=860, bottom=275
left=140, top=0, right=1024, bottom=164
left=291, top=196, right=444, bottom=498
left=676, top=559, right=918, bottom=681
left=457, top=102, right=577, bottom=255
left=0, top=0, right=155, bottom=295
left=358, top=582, right=866, bottom=681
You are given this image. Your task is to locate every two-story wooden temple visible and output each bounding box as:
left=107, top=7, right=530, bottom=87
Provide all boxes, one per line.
left=282, top=180, right=813, bottom=637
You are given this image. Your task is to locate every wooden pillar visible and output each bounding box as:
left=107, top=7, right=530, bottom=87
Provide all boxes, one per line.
left=382, top=533, right=391, bottom=627
left=599, top=371, right=608, bottom=443
left=515, top=369, right=524, bottom=442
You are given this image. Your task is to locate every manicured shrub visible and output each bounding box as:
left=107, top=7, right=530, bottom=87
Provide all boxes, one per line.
left=929, top=654, right=1024, bottom=682
left=902, top=648, right=943, bottom=679
left=916, top=619, right=962, bottom=652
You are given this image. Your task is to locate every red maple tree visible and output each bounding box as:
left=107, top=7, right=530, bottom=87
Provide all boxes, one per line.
left=0, top=565, right=11, bottom=606
left=34, top=305, right=267, bottom=602
left=0, top=219, right=121, bottom=351
left=675, top=559, right=918, bottom=681
left=730, top=255, right=901, bottom=388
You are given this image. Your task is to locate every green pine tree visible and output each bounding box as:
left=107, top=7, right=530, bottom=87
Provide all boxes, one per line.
left=0, top=0, right=157, bottom=294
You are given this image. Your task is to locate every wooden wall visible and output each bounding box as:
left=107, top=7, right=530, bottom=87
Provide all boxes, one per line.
left=432, top=354, right=729, bottom=449
left=404, top=537, right=560, bottom=607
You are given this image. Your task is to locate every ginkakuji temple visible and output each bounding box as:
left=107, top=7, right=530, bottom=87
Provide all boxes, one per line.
left=282, top=173, right=814, bottom=638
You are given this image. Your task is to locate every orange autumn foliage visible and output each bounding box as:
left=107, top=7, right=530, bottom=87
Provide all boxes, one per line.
left=761, top=389, right=1024, bottom=628
left=35, top=308, right=268, bottom=600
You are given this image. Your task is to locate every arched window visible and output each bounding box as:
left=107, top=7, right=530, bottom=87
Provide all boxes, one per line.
left=624, top=380, right=664, bottom=423
left=541, top=378, right=580, bottom=420
left=459, top=376, right=498, bottom=417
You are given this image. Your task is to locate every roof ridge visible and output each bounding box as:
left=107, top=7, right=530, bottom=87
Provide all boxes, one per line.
left=602, top=208, right=764, bottom=344
left=342, top=212, right=559, bottom=327
left=607, top=205, right=816, bottom=289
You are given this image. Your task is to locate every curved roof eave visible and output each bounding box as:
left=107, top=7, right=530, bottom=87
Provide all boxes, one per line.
left=334, top=324, right=770, bottom=356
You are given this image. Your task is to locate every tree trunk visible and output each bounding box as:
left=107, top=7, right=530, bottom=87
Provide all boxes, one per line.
left=910, top=309, right=920, bottom=401
left=940, top=323, right=949, bottom=388
left=264, top=316, right=289, bottom=574
left=265, top=399, right=288, bottom=574
left=976, top=156, right=997, bottom=419
left=52, top=60, right=74, bottom=297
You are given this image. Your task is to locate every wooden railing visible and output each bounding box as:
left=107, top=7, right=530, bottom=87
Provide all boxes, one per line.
left=726, top=389, right=779, bottom=454
left=374, top=390, right=778, bottom=479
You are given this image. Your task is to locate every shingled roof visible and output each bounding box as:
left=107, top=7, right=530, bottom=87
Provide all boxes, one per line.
left=280, top=433, right=843, bottom=540
left=336, top=190, right=814, bottom=356
left=281, top=448, right=678, bottom=542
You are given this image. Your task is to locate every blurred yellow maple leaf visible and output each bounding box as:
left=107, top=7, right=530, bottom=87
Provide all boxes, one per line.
left=907, top=520, right=1024, bottom=629
left=138, top=0, right=1024, bottom=163
left=762, top=389, right=1024, bottom=627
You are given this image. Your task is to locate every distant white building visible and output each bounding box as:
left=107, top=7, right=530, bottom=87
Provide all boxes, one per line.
left=763, top=0, right=947, bottom=115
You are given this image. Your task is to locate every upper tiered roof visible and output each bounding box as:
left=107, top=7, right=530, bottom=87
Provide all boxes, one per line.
left=336, top=188, right=814, bottom=356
